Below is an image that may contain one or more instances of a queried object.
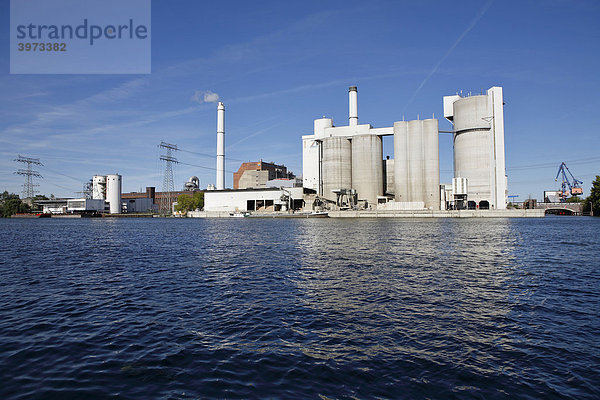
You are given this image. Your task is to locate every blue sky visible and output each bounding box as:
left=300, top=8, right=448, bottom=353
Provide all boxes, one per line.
left=1, top=0, right=599, bottom=200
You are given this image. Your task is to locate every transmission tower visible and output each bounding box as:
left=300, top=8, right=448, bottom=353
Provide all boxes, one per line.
left=14, top=155, right=43, bottom=199
left=159, top=141, right=178, bottom=214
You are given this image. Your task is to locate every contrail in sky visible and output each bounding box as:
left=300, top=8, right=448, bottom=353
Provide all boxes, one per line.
left=403, top=0, right=495, bottom=112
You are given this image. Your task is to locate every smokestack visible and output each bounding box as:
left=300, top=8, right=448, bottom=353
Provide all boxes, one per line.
left=349, top=86, right=358, bottom=126
left=216, top=102, right=225, bottom=190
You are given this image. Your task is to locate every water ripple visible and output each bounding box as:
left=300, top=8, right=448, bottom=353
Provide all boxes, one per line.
left=0, top=217, right=599, bottom=399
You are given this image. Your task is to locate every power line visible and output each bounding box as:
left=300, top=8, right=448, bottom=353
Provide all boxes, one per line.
left=507, top=156, right=600, bottom=171
left=178, top=160, right=237, bottom=174
left=178, top=148, right=246, bottom=163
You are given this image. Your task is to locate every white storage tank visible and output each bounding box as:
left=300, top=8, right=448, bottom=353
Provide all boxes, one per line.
left=92, top=175, right=106, bottom=200
left=321, top=136, right=352, bottom=202
left=106, top=174, right=122, bottom=214
left=351, top=134, right=383, bottom=206
left=314, top=117, right=333, bottom=138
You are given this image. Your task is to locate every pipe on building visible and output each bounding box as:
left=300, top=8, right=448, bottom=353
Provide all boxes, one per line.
left=216, top=102, right=225, bottom=190
left=349, top=86, right=358, bottom=126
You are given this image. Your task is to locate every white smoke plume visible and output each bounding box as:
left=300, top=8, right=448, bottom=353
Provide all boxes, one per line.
left=191, top=90, right=220, bottom=104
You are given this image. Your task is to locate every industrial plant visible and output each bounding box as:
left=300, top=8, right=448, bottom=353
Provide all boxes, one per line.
left=198, top=84, right=533, bottom=217
left=19, top=84, right=576, bottom=218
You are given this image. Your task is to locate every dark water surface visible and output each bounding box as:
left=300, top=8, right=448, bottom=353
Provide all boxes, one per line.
left=1, top=217, right=599, bottom=399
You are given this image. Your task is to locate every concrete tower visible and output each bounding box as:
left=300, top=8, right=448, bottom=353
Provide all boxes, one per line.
left=444, top=87, right=507, bottom=209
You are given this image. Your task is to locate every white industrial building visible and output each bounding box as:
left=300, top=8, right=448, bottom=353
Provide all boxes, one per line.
left=302, top=86, right=507, bottom=211
left=204, top=187, right=304, bottom=212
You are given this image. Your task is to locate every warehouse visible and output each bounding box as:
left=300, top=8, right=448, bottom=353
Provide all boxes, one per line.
left=204, top=187, right=304, bottom=212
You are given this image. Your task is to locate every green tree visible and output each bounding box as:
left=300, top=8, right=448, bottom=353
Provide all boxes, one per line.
left=566, top=196, right=581, bottom=203
left=583, top=175, right=600, bottom=216
left=0, top=191, right=30, bottom=217
left=174, top=192, right=204, bottom=213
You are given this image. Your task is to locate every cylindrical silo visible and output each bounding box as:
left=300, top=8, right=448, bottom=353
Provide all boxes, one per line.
left=92, top=175, right=106, bottom=200
left=453, top=95, right=492, bottom=205
left=407, top=120, right=424, bottom=204
left=423, top=119, right=440, bottom=210
left=351, top=134, right=383, bottom=206
left=321, top=136, right=352, bottom=202
left=393, top=121, right=409, bottom=202
left=106, top=174, right=122, bottom=214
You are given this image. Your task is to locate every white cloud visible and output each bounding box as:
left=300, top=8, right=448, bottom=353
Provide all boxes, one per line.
left=191, top=90, right=220, bottom=104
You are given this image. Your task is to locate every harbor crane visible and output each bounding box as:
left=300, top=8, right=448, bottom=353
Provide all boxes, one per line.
left=555, top=162, right=583, bottom=202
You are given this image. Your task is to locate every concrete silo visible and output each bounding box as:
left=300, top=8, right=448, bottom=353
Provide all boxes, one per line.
left=444, top=87, right=506, bottom=209
left=393, top=119, right=440, bottom=210
left=351, top=134, right=383, bottom=206
left=106, top=174, right=122, bottom=214
left=321, top=136, right=352, bottom=202
left=422, top=119, right=440, bottom=210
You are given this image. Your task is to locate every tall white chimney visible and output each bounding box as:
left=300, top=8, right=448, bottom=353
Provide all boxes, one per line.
left=349, top=86, right=358, bottom=126
left=216, top=102, right=225, bottom=190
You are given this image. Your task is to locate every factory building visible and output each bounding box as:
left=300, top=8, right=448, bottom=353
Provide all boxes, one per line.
left=444, top=87, right=507, bottom=209
left=302, top=85, right=507, bottom=211
left=233, top=161, right=295, bottom=189
left=204, top=187, right=304, bottom=212
left=302, top=86, right=440, bottom=209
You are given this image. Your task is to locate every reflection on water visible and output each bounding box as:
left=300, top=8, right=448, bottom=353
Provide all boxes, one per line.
left=293, top=219, right=521, bottom=364
left=0, top=217, right=598, bottom=399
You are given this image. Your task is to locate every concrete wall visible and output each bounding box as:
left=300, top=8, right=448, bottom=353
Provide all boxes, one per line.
left=383, top=158, right=394, bottom=195
left=328, top=209, right=545, bottom=218
left=238, top=170, right=269, bottom=189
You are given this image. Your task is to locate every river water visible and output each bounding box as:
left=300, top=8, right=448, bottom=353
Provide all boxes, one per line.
left=1, top=217, right=599, bottom=399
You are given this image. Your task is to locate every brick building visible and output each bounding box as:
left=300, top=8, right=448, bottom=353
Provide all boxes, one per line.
left=233, top=161, right=295, bottom=189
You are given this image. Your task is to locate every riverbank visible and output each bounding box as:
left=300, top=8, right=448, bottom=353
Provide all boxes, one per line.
left=188, top=209, right=545, bottom=218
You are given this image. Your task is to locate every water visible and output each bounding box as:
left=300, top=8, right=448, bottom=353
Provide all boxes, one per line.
left=1, top=217, right=599, bottom=399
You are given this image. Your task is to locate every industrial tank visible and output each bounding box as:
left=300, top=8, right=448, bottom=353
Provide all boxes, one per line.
left=351, top=134, right=383, bottom=206
left=106, top=174, right=122, bottom=214
left=453, top=95, right=492, bottom=205
left=314, top=117, right=333, bottom=137
left=92, top=175, right=106, bottom=200
left=422, top=119, right=440, bottom=210
left=393, top=121, right=409, bottom=202
left=321, top=136, right=352, bottom=202
left=393, top=119, right=440, bottom=210
left=407, top=120, right=425, bottom=204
